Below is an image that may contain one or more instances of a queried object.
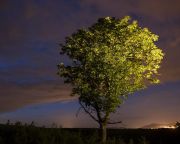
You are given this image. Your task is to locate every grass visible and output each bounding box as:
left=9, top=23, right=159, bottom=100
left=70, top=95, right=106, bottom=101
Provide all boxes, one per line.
left=0, top=122, right=179, bottom=144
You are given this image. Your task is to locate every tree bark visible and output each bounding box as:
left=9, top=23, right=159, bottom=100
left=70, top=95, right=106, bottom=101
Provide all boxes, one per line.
left=100, top=123, right=107, bottom=144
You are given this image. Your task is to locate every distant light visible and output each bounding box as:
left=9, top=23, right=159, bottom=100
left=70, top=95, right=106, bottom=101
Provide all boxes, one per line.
left=161, top=125, right=176, bottom=129
left=147, top=124, right=177, bottom=129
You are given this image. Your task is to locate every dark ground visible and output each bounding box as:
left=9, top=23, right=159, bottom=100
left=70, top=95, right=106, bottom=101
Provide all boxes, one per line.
left=0, top=123, right=179, bottom=144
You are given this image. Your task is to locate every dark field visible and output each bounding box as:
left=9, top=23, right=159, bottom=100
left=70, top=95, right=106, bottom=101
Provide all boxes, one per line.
left=0, top=123, right=179, bottom=144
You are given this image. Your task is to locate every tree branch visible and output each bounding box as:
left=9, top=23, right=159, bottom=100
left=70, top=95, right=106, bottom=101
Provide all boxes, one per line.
left=79, top=101, right=99, bottom=123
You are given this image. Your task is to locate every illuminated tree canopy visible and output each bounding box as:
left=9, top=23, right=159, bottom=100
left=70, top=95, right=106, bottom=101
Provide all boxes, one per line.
left=58, top=16, right=164, bottom=143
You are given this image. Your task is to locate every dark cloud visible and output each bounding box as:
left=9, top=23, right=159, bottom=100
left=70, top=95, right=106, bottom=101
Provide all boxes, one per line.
left=81, top=0, right=180, bottom=20
left=0, top=81, right=74, bottom=113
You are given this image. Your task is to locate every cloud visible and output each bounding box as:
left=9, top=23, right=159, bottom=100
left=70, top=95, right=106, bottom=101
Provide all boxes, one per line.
left=136, top=0, right=180, bottom=20
left=81, top=0, right=180, bottom=20
left=158, top=27, right=180, bottom=82
left=0, top=81, right=74, bottom=113
left=0, top=100, right=97, bottom=128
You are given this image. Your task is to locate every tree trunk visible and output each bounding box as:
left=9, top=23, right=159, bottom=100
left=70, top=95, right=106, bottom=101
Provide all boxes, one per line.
left=100, top=123, right=107, bottom=144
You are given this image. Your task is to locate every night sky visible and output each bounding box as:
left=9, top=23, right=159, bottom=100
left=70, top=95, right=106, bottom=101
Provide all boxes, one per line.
left=0, top=0, right=180, bottom=128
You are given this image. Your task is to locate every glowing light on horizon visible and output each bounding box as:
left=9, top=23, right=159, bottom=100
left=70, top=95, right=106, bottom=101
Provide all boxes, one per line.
left=147, top=123, right=177, bottom=129
left=161, top=125, right=176, bottom=129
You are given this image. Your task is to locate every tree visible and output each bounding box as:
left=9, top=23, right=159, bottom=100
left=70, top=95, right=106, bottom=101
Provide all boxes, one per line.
left=58, top=16, right=164, bottom=143
left=175, top=121, right=180, bottom=128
